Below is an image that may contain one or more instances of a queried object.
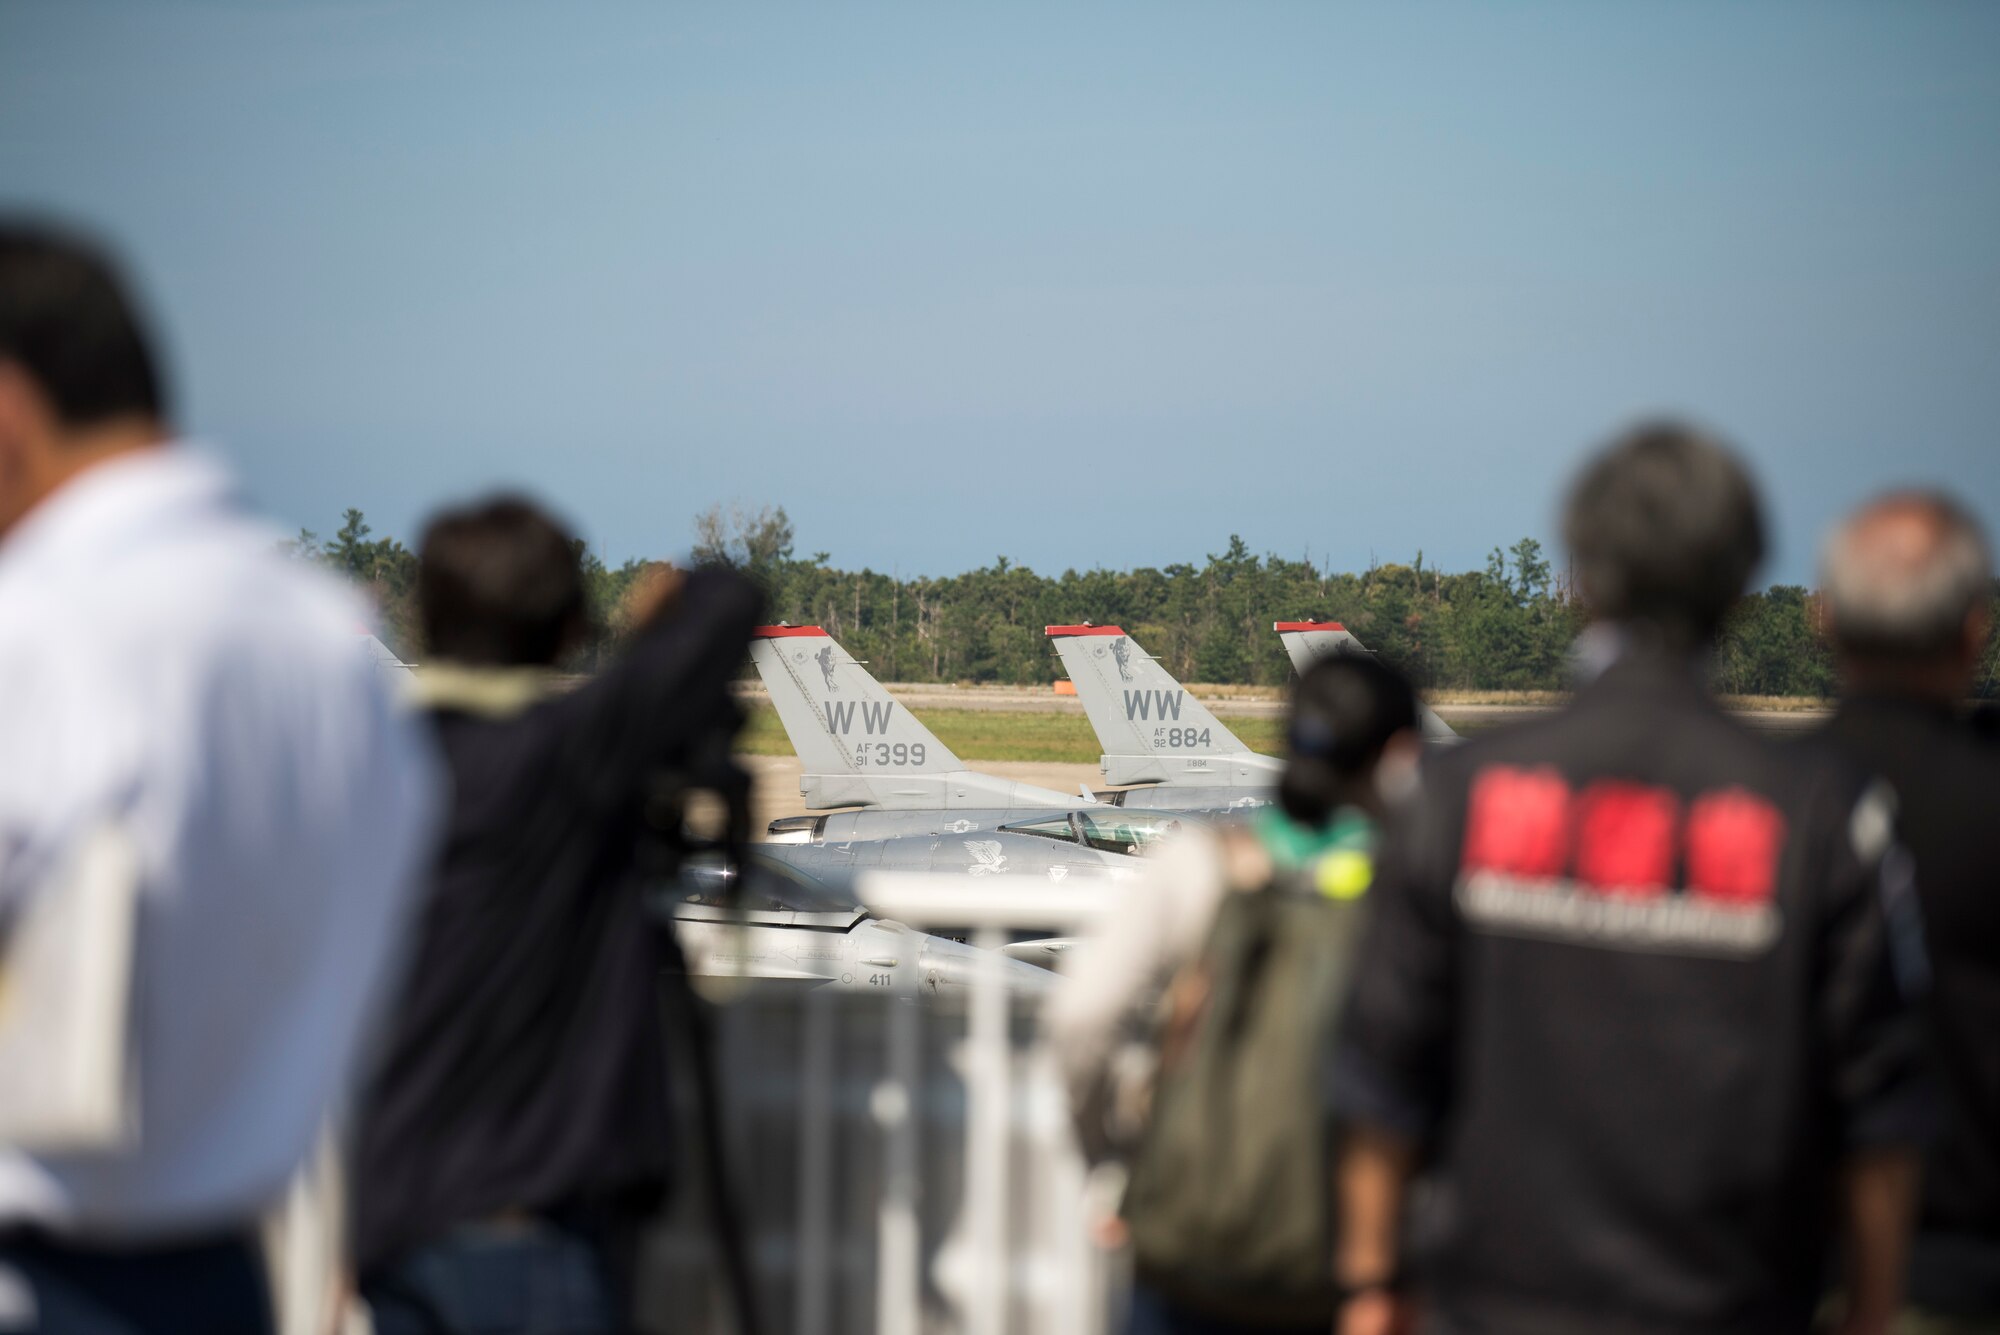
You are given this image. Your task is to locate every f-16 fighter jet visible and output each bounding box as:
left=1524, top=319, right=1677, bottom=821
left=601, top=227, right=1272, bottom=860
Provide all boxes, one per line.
left=751, top=624, right=1265, bottom=833
left=1045, top=624, right=1281, bottom=804
left=749, top=624, right=1094, bottom=811
left=1273, top=620, right=1460, bottom=742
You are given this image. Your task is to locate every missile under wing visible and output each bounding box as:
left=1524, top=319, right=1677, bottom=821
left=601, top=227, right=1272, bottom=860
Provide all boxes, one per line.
left=661, top=851, right=1055, bottom=996
left=1273, top=620, right=1459, bottom=742
left=748, top=624, right=1092, bottom=811
left=765, top=795, right=1257, bottom=844
left=757, top=814, right=1135, bottom=885
left=1045, top=624, right=1281, bottom=791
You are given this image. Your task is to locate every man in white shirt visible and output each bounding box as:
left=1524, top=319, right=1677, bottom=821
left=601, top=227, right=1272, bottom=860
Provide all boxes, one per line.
left=0, top=222, right=438, bottom=1332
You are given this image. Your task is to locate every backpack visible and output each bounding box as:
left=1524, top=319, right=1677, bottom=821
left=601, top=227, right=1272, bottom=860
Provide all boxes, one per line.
left=1120, top=814, right=1373, bottom=1323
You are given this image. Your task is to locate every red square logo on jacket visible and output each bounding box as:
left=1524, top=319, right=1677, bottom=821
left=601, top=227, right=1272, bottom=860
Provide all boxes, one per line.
left=1573, top=781, right=1679, bottom=897
left=1686, top=789, right=1787, bottom=906
left=1463, top=766, right=1571, bottom=879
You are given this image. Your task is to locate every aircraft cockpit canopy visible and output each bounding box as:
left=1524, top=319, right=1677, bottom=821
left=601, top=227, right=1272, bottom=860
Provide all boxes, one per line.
left=675, top=851, right=865, bottom=916
left=998, top=811, right=1194, bottom=856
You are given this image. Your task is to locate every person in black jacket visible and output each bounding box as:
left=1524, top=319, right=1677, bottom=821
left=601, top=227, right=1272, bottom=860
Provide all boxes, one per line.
left=348, top=497, right=761, bottom=1335
left=1818, top=491, right=2000, bottom=1331
left=1333, top=422, right=1929, bottom=1335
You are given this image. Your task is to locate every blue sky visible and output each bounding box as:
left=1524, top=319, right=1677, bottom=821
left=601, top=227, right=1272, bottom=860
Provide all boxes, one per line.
left=3, top=1, right=1997, bottom=585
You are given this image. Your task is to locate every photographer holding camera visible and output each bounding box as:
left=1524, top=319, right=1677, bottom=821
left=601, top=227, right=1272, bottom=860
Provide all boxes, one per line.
left=347, top=497, right=761, bottom=1335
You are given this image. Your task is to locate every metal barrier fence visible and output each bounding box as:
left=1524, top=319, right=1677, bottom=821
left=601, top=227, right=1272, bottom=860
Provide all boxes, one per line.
left=637, top=878, right=1123, bottom=1335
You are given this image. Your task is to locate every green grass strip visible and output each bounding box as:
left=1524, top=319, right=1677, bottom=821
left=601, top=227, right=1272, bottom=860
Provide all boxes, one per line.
left=737, top=704, right=1288, bottom=764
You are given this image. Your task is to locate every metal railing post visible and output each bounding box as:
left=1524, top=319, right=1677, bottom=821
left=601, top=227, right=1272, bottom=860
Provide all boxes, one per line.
left=794, top=985, right=834, bottom=1335
left=964, top=922, right=1011, bottom=1335
left=875, top=992, right=922, bottom=1335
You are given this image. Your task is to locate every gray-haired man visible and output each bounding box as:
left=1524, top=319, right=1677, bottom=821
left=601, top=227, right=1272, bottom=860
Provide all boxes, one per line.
left=1821, top=491, right=2000, bottom=1332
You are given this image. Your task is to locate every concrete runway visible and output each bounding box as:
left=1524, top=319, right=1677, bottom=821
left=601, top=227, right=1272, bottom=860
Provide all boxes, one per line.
left=1439, top=703, right=1831, bottom=735
left=733, top=680, right=1271, bottom=717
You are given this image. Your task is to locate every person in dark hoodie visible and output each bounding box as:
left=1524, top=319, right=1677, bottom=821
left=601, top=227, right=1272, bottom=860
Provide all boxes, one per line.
left=349, top=496, right=761, bottom=1335
left=1818, top=490, right=2000, bottom=1333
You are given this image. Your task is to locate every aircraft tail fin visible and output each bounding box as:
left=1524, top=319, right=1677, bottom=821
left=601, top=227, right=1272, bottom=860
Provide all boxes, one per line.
left=749, top=625, right=961, bottom=776
left=1046, top=625, right=1278, bottom=787
left=1273, top=620, right=1460, bottom=741
left=1274, top=620, right=1371, bottom=674
left=355, top=629, right=413, bottom=675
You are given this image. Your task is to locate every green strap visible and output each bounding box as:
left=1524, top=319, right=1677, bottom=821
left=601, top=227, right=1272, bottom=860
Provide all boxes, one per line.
left=1252, top=806, right=1378, bottom=901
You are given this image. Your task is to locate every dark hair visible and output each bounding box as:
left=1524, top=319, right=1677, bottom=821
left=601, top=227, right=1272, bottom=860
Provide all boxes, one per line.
left=0, top=221, right=166, bottom=429
left=1278, top=655, right=1418, bottom=826
left=1562, top=419, right=1764, bottom=647
left=419, top=496, right=586, bottom=667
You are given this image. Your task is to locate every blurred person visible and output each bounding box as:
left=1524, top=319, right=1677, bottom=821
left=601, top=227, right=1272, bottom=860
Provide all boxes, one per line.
left=1333, top=422, right=1929, bottom=1335
left=1820, top=491, right=2000, bottom=1332
left=348, top=498, right=761, bottom=1335
left=0, top=222, right=437, bottom=1332
left=1046, top=655, right=1422, bottom=1335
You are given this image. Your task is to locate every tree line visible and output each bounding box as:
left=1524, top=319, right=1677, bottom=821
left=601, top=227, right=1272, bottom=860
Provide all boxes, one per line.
left=291, top=504, right=2000, bottom=699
